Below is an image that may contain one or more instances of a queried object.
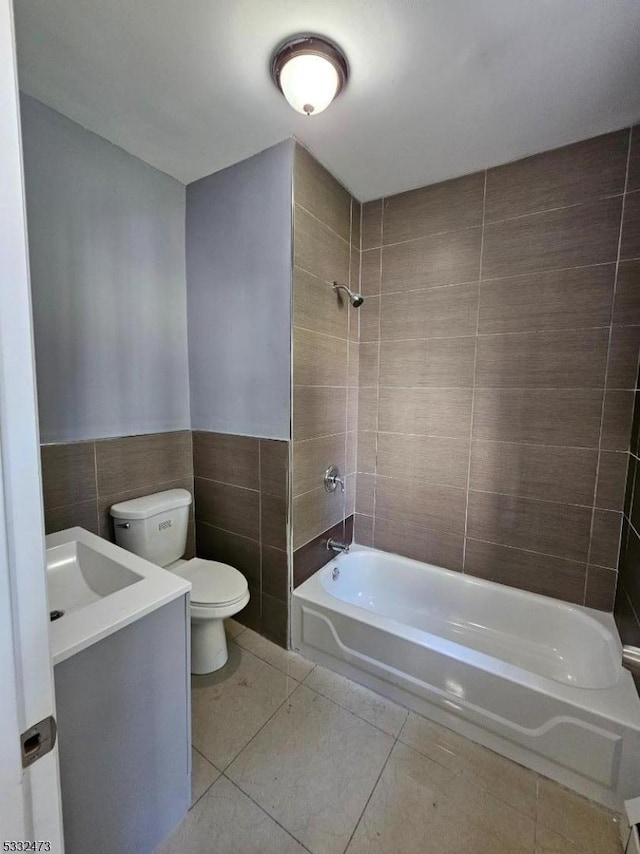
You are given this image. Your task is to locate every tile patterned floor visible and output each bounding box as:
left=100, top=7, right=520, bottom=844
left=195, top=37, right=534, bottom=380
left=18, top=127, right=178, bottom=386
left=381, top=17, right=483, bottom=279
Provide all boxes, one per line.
left=157, top=620, right=624, bottom=854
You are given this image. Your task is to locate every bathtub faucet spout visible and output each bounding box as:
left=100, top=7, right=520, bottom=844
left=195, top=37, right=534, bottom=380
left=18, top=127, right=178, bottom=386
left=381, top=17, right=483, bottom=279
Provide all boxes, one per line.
left=326, top=538, right=350, bottom=554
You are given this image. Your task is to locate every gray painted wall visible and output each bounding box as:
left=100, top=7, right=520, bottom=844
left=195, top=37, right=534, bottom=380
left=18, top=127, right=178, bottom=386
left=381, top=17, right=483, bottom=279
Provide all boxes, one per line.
left=186, top=140, right=292, bottom=439
left=21, top=95, right=190, bottom=443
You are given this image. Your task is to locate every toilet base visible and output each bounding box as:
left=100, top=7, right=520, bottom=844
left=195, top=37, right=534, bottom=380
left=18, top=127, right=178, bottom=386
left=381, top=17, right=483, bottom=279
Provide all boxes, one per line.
left=191, top=617, right=228, bottom=674
left=188, top=590, right=251, bottom=674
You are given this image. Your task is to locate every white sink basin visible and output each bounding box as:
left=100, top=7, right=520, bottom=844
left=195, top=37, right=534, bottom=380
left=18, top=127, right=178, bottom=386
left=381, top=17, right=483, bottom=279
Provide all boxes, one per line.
left=46, top=527, right=191, bottom=664
left=47, top=539, right=141, bottom=615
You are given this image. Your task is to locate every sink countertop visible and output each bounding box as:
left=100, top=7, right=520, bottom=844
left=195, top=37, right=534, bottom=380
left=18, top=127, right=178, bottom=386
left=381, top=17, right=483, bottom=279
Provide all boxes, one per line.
left=46, top=527, right=191, bottom=665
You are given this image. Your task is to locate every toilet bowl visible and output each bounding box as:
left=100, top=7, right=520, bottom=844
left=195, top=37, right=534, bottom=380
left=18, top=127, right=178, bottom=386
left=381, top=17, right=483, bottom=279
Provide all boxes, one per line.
left=109, top=488, right=249, bottom=673
left=171, top=557, right=249, bottom=673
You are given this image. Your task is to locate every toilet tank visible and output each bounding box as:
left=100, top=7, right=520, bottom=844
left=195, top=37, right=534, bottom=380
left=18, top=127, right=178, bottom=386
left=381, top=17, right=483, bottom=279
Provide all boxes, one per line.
left=110, top=488, right=192, bottom=567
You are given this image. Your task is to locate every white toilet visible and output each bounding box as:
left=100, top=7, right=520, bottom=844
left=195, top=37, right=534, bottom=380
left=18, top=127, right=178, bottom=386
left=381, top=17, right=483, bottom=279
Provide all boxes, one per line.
left=110, top=488, right=249, bottom=674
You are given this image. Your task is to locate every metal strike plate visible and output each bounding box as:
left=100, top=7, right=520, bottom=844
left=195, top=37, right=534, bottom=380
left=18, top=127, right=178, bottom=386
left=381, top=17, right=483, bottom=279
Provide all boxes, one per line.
left=21, top=715, right=57, bottom=768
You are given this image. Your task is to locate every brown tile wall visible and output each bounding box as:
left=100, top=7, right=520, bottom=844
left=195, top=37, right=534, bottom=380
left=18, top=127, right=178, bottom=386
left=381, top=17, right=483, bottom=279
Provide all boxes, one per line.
left=615, top=344, right=640, bottom=693
left=355, top=125, right=640, bottom=610
left=41, top=428, right=289, bottom=646
left=193, top=431, right=288, bottom=646
left=40, top=430, right=195, bottom=553
left=291, top=143, right=359, bottom=582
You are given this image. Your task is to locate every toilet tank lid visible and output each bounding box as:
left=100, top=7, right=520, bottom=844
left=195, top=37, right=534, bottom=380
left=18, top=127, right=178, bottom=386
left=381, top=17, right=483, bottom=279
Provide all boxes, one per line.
left=110, top=488, right=192, bottom=520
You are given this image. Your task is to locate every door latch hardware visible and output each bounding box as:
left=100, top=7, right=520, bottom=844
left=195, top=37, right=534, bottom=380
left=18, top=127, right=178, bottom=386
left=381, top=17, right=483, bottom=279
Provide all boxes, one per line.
left=21, top=715, right=57, bottom=768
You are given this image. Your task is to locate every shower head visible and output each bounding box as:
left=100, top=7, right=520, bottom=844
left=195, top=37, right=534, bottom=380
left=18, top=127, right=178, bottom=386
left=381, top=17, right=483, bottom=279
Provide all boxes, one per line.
left=333, top=282, right=364, bottom=308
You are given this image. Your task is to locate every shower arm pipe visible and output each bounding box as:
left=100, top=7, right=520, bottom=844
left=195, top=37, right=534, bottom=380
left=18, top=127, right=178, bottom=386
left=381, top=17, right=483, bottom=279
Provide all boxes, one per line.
left=332, top=282, right=364, bottom=307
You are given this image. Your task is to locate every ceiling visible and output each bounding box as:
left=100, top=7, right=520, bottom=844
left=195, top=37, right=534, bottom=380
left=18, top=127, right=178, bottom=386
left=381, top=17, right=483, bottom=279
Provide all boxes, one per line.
left=14, top=0, right=640, bottom=201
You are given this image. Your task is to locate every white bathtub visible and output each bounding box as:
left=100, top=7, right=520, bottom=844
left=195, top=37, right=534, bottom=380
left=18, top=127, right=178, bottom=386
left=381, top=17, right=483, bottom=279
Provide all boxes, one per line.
left=291, top=545, right=640, bottom=809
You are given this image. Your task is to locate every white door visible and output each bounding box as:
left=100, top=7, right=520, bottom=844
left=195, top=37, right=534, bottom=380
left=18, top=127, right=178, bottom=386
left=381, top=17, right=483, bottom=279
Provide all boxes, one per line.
left=0, top=0, right=64, bottom=848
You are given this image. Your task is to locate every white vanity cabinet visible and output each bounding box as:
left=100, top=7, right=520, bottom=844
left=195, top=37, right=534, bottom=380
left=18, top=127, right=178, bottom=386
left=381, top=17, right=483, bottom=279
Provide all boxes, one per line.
left=54, top=594, right=191, bottom=854
left=46, top=528, right=191, bottom=854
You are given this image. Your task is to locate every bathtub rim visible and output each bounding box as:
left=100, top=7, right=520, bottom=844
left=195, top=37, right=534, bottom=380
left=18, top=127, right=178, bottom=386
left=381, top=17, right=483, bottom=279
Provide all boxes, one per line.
left=292, top=550, right=640, bottom=810
left=292, top=544, right=640, bottom=731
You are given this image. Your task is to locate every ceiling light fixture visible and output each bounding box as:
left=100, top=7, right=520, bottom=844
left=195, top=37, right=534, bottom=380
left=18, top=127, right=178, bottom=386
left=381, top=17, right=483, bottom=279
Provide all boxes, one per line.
left=271, top=34, right=349, bottom=116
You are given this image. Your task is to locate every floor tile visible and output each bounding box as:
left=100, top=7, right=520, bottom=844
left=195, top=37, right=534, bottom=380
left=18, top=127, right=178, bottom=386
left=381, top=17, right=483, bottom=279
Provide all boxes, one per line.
left=236, top=627, right=316, bottom=682
left=534, top=823, right=623, bottom=853
left=227, top=684, right=394, bottom=854
left=191, top=643, right=297, bottom=770
left=157, top=775, right=307, bottom=854
left=303, top=665, right=408, bottom=737
left=225, top=618, right=246, bottom=639
left=534, top=825, right=583, bottom=852
left=346, top=741, right=535, bottom=854
left=399, top=712, right=538, bottom=817
left=537, top=778, right=622, bottom=854
left=190, top=748, right=219, bottom=806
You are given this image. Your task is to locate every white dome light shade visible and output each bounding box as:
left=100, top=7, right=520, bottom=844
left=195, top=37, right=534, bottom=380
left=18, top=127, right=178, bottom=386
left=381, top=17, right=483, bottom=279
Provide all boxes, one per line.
left=271, top=35, right=349, bottom=117
left=279, top=54, right=339, bottom=116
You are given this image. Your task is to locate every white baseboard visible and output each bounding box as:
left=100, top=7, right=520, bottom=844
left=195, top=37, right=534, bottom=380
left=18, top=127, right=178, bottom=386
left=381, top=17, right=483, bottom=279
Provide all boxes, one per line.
left=622, top=796, right=640, bottom=854
left=624, top=825, right=640, bottom=854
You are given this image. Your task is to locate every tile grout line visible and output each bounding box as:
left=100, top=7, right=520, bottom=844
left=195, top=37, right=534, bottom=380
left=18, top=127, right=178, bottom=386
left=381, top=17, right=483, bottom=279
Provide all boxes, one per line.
left=236, top=632, right=317, bottom=681
left=211, top=644, right=303, bottom=771
left=295, top=198, right=352, bottom=247
left=345, top=197, right=354, bottom=542
left=367, top=323, right=636, bottom=342
left=221, top=774, right=314, bottom=853
left=584, top=127, right=634, bottom=605
left=226, top=620, right=247, bottom=640
left=371, top=199, right=384, bottom=547
left=293, top=322, right=354, bottom=344
left=188, top=744, right=221, bottom=810
left=533, top=778, right=542, bottom=849
left=353, top=520, right=604, bottom=575
left=215, top=676, right=321, bottom=853
left=622, top=581, right=640, bottom=627
left=92, top=441, right=100, bottom=533
left=342, top=728, right=399, bottom=853
left=462, top=168, right=487, bottom=573
left=626, top=514, right=640, bottom=543
left=357, top=475, right=623, bottom=519
left=194, top=473, right=261, bottom=493
left=362, top=187, right=627, bottom=253
left=359, top=257, right=626, bottom=293
left=188, top=777, right=217, bottom=812
left=295, top=383, right=637, bottom=391
left=464, top=531, right=615, bottom=571
left=357, top=383, right=634, bottom=390
left=196, top=519, right=279, bottom=554
left=351, top=200, right=362, bottom=542
left=373, top=476, right=619, bottom=512
left=367, top=433, right=628, bottom=451
left=293, top=430, right=353, bottom=444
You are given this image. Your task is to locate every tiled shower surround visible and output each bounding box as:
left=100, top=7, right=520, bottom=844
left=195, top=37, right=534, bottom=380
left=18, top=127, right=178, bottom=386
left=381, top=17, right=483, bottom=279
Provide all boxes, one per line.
left=291, top=144, right=360, bottom=586
left=355, top=126, right=640, bottom=610
left=616, top=358, right=640, bottom=692
left=40, top=430, right=289, bottom=645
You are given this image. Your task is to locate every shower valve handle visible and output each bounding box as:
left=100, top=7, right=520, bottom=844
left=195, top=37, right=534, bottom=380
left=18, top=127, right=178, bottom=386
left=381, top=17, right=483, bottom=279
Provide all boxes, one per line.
left=324, top=465, right=345, bottom=493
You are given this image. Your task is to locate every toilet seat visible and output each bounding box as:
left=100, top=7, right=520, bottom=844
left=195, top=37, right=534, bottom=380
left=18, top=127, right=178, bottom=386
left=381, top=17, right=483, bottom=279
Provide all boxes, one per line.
left=175, top=557, right=248, bottom=607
